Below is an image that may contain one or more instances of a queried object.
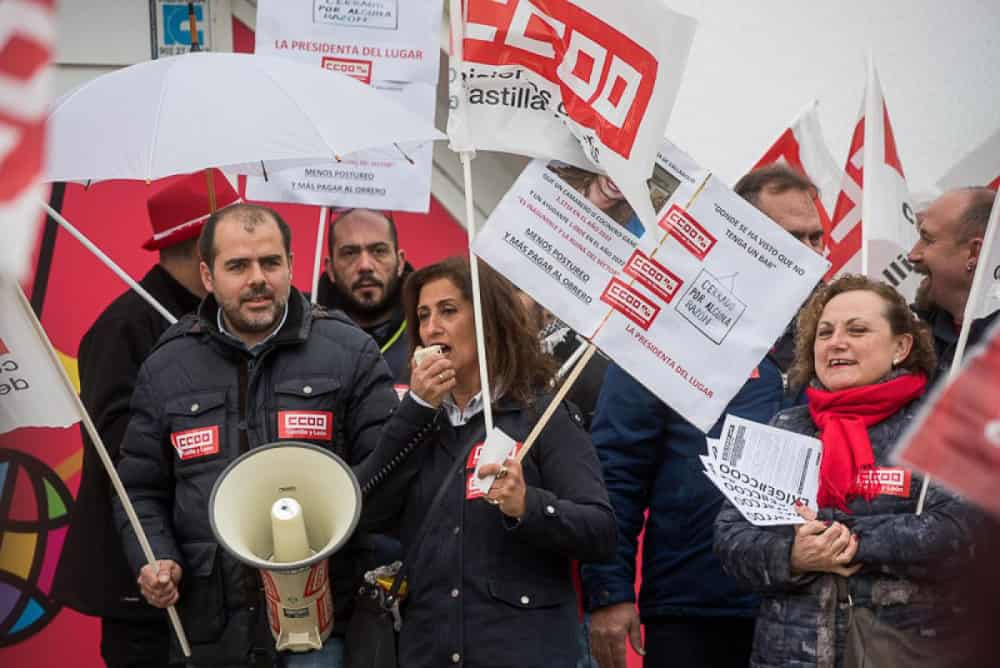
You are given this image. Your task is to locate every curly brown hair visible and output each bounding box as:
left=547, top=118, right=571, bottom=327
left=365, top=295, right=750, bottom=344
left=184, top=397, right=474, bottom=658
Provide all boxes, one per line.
left=403, top=256, right=557, bottom=407
left=789, top=274, right=936, bottom=389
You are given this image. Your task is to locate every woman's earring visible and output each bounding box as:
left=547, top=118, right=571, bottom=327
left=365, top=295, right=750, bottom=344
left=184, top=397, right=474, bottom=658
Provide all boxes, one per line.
left=967, top=261, right=976, bottom=273
left=892, top=357, right=900, bottom=368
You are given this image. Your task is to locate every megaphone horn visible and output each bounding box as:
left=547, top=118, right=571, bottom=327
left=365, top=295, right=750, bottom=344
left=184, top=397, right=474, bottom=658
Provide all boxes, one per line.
left=208, top=442, right=361, bottom=652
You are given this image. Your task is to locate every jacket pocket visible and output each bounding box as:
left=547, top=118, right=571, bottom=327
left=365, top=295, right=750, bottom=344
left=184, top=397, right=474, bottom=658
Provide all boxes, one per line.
left=273, top=377, right=341, bottom=445
left=178, top=541, right=227, bottom=644
left=486, top=577, right=569, bottom=610
left=165, top=391, right=228, bottom=471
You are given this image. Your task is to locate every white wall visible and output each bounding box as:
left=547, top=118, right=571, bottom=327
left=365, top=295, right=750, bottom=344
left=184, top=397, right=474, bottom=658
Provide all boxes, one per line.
left=664, top=0, right=1000, bottom=195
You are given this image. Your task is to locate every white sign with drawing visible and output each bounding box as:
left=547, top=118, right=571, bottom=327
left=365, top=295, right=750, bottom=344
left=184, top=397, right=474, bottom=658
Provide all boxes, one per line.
left=474, top=140, right=828, bottom=432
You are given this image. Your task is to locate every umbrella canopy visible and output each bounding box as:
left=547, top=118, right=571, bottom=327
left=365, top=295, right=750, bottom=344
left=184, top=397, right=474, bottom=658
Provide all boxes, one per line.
left=45, top=52, right=444, bottom=183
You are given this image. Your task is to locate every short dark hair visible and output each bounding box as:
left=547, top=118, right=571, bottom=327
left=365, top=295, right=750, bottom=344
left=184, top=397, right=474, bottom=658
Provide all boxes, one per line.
left=789, top=274, right=936, bottom=389
left=734, top=164, right=819, bottom=207
left=327, top=208, right=398, bottom=255
left=956, top=187, right=996, bottom=242
left=158, top=236, right=199, bottom=262
left=199, top=203, right=292, bottom=269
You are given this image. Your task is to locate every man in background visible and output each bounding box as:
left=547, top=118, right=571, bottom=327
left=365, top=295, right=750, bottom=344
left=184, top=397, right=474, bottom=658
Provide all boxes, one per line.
left=52, top=170, right=239, bottom=668
left=908, top=186, right=998, bottom=379
left=316, top=208, right=412, bottom=383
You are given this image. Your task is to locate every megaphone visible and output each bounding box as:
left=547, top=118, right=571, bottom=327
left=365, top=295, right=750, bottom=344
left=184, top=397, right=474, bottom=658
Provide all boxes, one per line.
left=208, top=441, right=361, bottom=653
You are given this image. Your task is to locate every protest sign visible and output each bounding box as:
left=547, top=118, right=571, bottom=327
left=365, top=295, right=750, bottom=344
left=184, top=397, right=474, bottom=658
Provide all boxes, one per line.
left=937, top=126, right=1000, bottom=192
left=246, top=0, right=442, bottom=212
left=474, top=140, right=828, bottom=432
left=0, top=282, right=79, bottom=434
left=702, top=416, right=822, bottom=526
left=828, top=61, right=921, bottom=297
left=893, top=319, right=1000, bottom=519
left=448, top=0, right=696, bottom=232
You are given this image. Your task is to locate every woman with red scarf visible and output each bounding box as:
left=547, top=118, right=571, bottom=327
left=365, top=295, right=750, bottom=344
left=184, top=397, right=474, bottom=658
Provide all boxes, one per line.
left=714, top=275, right=978, bottom=667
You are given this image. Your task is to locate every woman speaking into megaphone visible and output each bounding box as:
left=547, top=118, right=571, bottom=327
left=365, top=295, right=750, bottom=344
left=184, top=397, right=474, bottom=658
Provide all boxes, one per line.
left=362, top=257, right=616, bottom=668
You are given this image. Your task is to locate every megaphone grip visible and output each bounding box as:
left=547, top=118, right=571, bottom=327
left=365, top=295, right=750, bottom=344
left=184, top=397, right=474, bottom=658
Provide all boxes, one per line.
left=271, top=498, right=311, bottom=563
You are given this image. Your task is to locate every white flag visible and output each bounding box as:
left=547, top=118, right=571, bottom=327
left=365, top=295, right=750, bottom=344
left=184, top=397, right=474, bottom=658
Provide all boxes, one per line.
left=0, top=281, right=80, bottom=434
left=0, top=0, right=54, bottom=281
left=966, top=189, right=1000, bottom=321
left=448, top=0, right=696, bottom=232
left=828, top=59, right=921, bottom=297
left=753, top=100, right=843, bottom=218
left=937, top=127, right=1000, bottom=192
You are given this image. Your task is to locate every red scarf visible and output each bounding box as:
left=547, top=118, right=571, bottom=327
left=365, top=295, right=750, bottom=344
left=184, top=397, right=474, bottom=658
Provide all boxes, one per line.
left=806, top=374, right=927, bottom=511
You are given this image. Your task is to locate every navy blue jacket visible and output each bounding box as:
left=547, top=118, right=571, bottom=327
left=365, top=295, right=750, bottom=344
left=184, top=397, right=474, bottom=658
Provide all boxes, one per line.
left=581, top=358, right=784, bottom=619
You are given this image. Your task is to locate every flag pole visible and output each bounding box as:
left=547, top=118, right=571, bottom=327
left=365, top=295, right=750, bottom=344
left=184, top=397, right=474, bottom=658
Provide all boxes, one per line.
left=450, top=0, right=494, bottom=431
left=12, top=284, right=192, bottom=657
left=860, top=52, right=878, bottom=277
left=40, top=202, right=177, bottom=324
left=915, top=188, right=1000, bottom=514
left=310, top=207, right=329, bottom=305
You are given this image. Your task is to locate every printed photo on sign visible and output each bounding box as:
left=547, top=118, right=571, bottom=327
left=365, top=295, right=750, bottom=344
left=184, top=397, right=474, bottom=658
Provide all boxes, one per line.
left=546, top=161, right=680, bottom=240
left=156, top=0, right=211, bottom=57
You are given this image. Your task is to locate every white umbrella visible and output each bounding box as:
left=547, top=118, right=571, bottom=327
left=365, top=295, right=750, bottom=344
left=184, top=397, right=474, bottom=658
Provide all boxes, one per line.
left=45, top=51, right=444, bottom=182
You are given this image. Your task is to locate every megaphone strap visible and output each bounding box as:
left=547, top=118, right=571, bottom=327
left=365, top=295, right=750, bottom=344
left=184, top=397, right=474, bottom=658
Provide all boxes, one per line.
left=386, top=436, right=482, bottom=610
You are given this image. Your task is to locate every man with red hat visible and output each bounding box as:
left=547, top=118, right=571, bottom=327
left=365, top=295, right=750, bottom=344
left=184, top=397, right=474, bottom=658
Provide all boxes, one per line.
left=51, top=169, right=240, bottom=668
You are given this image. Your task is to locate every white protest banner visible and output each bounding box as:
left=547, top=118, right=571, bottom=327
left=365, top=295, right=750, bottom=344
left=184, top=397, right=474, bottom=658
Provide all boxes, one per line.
left=701, top=415, right=821, bottom=526
left=968, top=189, right=1000, bottom=321
left=937, top=126, right=1000, bottom=192
left=752, top=100, right=843, bottom=239
left=0, top=282, right=80, bottom=433
left=893, top=319, right=1000, bottom=519
left=828, top=60, right=920, bottom=297
left=474, top=140, right=828, bottom=432
left=0, top=0, right=53, bottom=282
left=448, top=0, right=696, bottom=232
left=246, top=0, right=442, bottom=212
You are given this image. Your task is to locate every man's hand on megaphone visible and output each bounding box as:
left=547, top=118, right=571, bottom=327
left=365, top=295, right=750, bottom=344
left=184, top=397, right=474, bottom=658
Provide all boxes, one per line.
left=480, top=457, right=526, bottom=519
left=138, top=559, right=183, bottom=608
left=409, top=353, right=456, bottom=408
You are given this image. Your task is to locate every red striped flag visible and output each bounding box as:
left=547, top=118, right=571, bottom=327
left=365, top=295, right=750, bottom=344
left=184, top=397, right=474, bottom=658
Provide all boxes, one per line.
left=0, top=0, right=54, bottom=281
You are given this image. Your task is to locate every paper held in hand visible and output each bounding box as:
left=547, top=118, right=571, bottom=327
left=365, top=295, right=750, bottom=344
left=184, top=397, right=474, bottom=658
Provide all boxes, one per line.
left=702, top=415, right=822, bottom=526
left=470, top=428, right=521, bottom=496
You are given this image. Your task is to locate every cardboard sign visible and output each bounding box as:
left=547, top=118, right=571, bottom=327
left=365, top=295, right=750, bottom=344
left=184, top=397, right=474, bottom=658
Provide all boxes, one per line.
left=474, top=140, right=828, bottom=432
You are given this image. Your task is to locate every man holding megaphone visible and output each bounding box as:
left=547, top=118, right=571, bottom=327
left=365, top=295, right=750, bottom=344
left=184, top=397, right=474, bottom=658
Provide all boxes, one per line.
left=112, top=204, right=440, bottom=667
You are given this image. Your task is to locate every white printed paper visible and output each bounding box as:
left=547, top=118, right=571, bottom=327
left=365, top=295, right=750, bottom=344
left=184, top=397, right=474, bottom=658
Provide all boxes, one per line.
left=701, top=415, right=823, bottom=526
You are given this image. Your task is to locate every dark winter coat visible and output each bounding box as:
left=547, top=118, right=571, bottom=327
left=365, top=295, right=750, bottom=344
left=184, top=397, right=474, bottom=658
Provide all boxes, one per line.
left=581, top=359, right=784, bottom=620
left=365, top=394, right=617, bottom=668
left=714, top=400, right=978, bottom=668
left=112, top=289, right=437, bottom=664
left=52, top=265, right=200, bottom=619
left=916, top=304, right=999, bottom=385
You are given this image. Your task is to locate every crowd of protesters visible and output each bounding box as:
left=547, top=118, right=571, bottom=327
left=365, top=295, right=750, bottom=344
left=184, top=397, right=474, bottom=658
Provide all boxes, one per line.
left=51, top=164, right=998, bottom=668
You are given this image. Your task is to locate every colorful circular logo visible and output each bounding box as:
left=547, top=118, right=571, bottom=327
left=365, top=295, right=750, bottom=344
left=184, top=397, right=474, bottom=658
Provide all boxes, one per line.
left=0, top=449, right=73, bottom=646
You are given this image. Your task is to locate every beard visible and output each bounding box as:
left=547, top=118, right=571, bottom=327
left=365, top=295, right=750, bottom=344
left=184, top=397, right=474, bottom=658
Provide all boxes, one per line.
left=219, top=283, right=288, bottom=336
left=911, top=263, right=933, bottom=311
left=335, top=269, right=402, bottom=323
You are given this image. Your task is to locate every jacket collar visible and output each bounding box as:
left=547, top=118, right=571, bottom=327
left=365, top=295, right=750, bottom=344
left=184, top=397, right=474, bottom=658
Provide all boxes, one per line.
left=194, top=287, right=312, bottom=352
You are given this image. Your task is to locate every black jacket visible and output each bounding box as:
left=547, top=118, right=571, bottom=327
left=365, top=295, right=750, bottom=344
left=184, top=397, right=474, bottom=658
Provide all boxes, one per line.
left=714, top=399, right=978, bottom=667
left=367, top=395, right=617, bottom=668
left=315, top=269, right=412, bottom=383
left=112, top=289, right=436, bottom=664
left=52, top=265, right=200, bottom=619
left=915, top=305, right=1000, bottom=384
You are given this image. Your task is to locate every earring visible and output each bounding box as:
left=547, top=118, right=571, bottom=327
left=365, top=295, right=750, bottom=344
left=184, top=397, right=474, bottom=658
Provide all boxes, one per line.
left=892, top=357, right=900, bottom=368
left=967, top=262, right=976, bottom=273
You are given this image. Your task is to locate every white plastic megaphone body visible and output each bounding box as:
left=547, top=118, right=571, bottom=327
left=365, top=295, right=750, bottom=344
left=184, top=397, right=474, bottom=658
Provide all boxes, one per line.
left=208, top=442, right=361, bottom=653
